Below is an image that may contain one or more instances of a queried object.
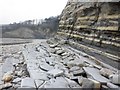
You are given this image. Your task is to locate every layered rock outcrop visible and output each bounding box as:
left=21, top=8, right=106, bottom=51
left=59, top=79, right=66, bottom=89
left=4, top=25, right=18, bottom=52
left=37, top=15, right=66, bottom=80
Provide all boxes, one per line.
left=58, top=0, right=120, bottom=49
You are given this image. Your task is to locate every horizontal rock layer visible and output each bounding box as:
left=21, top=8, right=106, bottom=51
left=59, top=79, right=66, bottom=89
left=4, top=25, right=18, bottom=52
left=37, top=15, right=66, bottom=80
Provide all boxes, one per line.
left=58, top=1, right=120, bottom=49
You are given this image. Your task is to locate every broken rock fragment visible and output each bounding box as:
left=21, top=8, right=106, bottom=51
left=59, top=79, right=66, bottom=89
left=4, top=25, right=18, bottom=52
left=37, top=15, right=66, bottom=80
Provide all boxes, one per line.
left=78, top=76, right=101, bottom=89
left=64, top=77, right=81, bottom=88
left=107, top=82, right=120, bottom=90
left=0, top=83, right=12, bottom=89
left=56, top=49, right=65, bottom=55
left=83, top=67, right=110, bottom=84
left=43, top=77, right=69, bottom=88
left=12, top=78, right=22, bottom=84
left=100, top=68, right=113, bottom=78
left=34, top=79, right=44, bottom=88
left=49, top=43, right=58, bottom=48
left=109, top=74, right=120, bottom=85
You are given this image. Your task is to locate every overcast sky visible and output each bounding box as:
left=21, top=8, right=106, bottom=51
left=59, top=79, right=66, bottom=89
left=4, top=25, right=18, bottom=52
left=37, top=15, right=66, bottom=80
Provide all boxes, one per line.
left=0, top=0, right=68, bottom=24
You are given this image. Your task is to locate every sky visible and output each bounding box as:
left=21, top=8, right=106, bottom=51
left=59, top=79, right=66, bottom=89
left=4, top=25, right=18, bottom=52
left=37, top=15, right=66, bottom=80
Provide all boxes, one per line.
left=0, top=0, right=68, bottom=24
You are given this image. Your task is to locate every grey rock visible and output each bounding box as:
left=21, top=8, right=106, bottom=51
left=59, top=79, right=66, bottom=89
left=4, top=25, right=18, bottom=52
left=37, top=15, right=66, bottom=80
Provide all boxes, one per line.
left=72, top=69, right=85, bottom=76
left=65, top=77, right=81, bottom=88
left=29, top=70, right=48, bottom=80
left=88, top=78, right=101, bottom=89
left=109, top=74, right=120, bottom=85
left=67, top=59, right=84, bottom=68
left=56, top=49, right=65, bottom=55
left=2, top=58, right=14, bottom=73
left=34, top=79, right=44, bottom=88
left=54, top=47, right=62, bottom=50
left=70, top=66, right=80, bottom=72
left=21, top=77, right=36, bottom=88
left=50, top=48, right=56, bottom=53
left=47, top=69, right=64, bottom=77
left=100, top=68, right=113, bottom=78
left=0, top=83, right=12, bottom=89
left=83, top=67, right=110, bottom=84
left=49, top=44, right=58, bottom=48
left=45, top=57, right=55, bottom=66
left=12, top=78, right=22, bottom=83
left=61, top=52, right=68, bottom=56
left=43, top=77, right=69, bottom=88
left=0, top=80, right=3, bottom=85
left=107, top=82, right=120, bottom=90
left=17, top=70, right=23, bottom=77
left=40, top=62, right=54, bottom=71
left=82, top=78, right=94, bottom=89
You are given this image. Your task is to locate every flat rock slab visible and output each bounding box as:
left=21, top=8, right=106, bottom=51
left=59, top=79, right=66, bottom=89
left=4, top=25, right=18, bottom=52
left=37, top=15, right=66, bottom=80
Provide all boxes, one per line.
left=43, top=77, right=69, bottom=88
left=21, top=77, right=36, bottom=88
left=83, top=67, right=110, bottom=84
left=47, top=69, right=64, bottom=77
left=2, top=58, right=14, bottom=73
left=107, top=82, right=120, bottom=90
left=28, top=70, right=48, bottom=80
left=34, top=79, right=44, bottom=88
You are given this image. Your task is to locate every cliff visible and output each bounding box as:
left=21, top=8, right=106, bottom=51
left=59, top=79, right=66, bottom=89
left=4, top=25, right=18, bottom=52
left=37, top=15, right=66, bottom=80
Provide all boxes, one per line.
left=58, top=1, right=120, bottom=50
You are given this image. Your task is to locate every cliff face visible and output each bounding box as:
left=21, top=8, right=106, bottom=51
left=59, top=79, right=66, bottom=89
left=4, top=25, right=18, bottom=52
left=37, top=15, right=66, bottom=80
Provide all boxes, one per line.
left=58, top=1, right=120, bottom=49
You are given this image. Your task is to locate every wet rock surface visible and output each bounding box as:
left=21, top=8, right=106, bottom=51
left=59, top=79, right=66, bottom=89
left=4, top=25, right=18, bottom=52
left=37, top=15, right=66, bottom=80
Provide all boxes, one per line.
left=0, top=39, right=119, bottom=90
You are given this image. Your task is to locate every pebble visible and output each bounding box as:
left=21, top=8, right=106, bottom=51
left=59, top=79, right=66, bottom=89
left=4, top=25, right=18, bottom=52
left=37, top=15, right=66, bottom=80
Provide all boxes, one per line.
left=34, top=79, right=44, bottom=88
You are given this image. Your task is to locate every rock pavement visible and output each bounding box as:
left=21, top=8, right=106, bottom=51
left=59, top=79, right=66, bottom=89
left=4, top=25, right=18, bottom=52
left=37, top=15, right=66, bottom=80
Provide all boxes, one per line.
left=0, top=39, right=119, bottom=90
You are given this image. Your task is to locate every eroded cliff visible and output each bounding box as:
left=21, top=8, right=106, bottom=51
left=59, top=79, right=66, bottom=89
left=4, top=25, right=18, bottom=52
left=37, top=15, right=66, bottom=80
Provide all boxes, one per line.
left=58, top=1, right=120, bottom=50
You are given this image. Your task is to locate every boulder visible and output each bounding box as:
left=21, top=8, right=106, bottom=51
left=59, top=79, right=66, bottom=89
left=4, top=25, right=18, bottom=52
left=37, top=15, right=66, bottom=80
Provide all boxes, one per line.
left=2, top=73, right=13, bottom=82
